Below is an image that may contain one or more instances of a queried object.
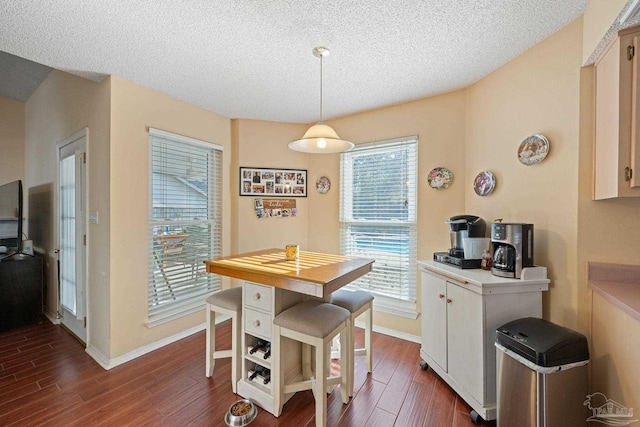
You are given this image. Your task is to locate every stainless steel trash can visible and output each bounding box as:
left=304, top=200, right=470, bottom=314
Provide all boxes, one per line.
left=495, top=317, right=589, bottom=427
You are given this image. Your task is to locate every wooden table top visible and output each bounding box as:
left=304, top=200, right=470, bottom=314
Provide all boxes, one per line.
left=204, top=248, right=375, bottom=298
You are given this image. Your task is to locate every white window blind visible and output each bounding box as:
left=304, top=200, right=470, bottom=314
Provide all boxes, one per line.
left=340, top=136, right=418, bottom=305
left=148, top=128, right=223, bottom=324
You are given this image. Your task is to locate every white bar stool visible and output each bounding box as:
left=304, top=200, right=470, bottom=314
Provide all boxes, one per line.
left=205, top=286, right=243, bottom=394
left=272, top=300, right=351, bottom=427
left=330, top=289, right=374, bottom=396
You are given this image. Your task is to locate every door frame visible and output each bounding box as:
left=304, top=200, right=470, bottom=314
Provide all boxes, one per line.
left=55, top=127, right=89, bottom=344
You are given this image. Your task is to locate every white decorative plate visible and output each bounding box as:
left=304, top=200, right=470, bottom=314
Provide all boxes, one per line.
left=315, top=176, right=331, bottom=194
left=473, top=171, right=496, bottom=196
left=427, top=167, right=453, bottom=190
left=518, top=134, right=549, bottom=166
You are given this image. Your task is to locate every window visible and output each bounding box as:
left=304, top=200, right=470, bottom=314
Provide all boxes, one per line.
left=340, top=136, right=418, bottom=317
left=147, top=128, right=223, bottom=325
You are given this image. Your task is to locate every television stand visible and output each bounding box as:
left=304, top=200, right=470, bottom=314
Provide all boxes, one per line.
left=0, top=254, right=44, bottom=332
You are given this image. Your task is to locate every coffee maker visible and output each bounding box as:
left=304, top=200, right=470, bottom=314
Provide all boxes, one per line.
left=447, top=215, right=487, bottom=257
left=434, top=215, right=487, bottom=268
left=491, top=223, right=534, bottom=278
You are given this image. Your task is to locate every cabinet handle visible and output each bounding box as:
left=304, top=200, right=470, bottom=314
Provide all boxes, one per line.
left=254, top=293, right=261, bottom=301
left=253, top=320, right=261, bottom=327
left=424, top=267, right=469, bottom=284
left=625, top=167, right=633, bottom=182
left=446, top=298, right=452, bottom=304
left=438, top=293, right=445, bottom=299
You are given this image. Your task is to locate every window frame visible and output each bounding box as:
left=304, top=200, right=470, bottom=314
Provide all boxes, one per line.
left=340, top=136, right=418, bottom=319
left=147, top=128, right=223, bottom=326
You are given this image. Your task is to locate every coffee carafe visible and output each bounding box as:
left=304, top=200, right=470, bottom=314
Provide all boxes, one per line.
left=491, top=223, right=534, bottom=278
left=446, top=215, right=486, bottom=258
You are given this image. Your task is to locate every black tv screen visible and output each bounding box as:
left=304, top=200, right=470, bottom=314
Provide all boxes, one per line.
left=0, top=180, right=23, bottom=253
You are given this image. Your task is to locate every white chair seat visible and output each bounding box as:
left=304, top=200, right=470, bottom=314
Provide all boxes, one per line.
left=205, top=287, right=242, bottom=394
left=272, top=300, right=351, bottom=427
left=331, top=289, right=374, bottom=396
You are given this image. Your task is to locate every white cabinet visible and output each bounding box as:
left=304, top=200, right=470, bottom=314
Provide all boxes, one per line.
left=418, top=261, right=549, bottom=423
left=594, top=28, right=640, bottom=199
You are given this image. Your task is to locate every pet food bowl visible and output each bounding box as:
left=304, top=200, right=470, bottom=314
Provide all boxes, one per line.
left=224, top=399, right=257, bottom=426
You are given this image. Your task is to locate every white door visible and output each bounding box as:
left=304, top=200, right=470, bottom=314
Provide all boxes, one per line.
left=57, top=129, right=87, bottom=343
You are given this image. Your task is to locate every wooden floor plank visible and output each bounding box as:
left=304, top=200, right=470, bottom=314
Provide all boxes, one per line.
left=0, top=320, right=496, bottom=426
left=376, top=361, right=418, bottom=415
left=394, top=380, right=436, bottom=427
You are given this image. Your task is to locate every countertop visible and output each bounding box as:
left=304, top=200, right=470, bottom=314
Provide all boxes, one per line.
left=588, top=262, right=640, bottom=323
left=418, top=260, right=550, bottom=295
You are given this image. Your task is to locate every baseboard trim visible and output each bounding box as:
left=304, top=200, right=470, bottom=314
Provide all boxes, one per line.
left=44, top=310, right=61, bottom=325
left=86, top=314, right=231, bottom=370
left=354, top=319, right=421, bottom=344
left=81, top=314, right=416, bottom=370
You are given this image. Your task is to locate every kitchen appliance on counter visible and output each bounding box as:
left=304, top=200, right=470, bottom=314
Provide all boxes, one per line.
left=434, top=215, right=487, bottom=269
left=491, top=222, right=534, bottom=278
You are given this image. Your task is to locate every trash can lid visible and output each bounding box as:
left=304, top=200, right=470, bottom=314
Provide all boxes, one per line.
left=496, top=317, right=589, bottom=367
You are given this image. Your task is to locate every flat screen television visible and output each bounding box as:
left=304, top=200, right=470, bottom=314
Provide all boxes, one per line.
left=0, top=180, right=23, bottom=255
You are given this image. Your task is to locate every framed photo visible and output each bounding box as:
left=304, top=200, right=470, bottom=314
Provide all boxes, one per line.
left=240, top=167, right=307, bottom=197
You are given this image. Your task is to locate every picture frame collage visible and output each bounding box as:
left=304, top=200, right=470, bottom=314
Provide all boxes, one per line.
left=240, top=167, right=307, bottom=197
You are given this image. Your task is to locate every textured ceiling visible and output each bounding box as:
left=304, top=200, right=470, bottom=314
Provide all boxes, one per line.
left=0, top=0, right=588, bottom=123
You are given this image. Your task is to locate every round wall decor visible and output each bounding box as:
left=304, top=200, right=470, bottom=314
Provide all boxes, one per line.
left=473, top=171, right=496, bottom=196
left=518, top=134, right=549, bottom=165
left=427, top=167, right=453, bottom=190
left=315, top=176, right=331, bottom=194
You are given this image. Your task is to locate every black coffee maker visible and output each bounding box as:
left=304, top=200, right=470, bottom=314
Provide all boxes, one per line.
left=446, top=215, right=487, bottom=258
left=491, top=222, right=534, bottom=278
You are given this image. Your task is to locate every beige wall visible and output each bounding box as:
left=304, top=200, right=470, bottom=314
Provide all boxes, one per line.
left=108, top=76, right=232, bottom=358
left=24, top=70, right=112, bottom=356
left=0, top=96, right=25, bottom=185
left=466, top=19, right=583, bottom=330
left=232, top=119, right=310, bottom=258
left=582, top=0, right=627, bottom=63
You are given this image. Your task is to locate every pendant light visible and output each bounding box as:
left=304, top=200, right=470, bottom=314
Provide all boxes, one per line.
left=289, top=47, right=354, bottom=153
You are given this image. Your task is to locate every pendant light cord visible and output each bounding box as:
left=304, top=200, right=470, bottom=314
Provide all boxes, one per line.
left=319, top=52, right=324, bottom=123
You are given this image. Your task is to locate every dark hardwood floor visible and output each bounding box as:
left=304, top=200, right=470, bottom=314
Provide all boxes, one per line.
left=0, top=319, right=495, bottom=426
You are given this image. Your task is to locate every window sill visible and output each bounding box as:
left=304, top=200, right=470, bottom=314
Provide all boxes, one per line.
left=370, top=294, right=418, bottom=319
left=147, top=301, right=206, bottom=328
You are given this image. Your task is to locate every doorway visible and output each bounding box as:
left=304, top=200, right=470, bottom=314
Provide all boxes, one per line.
left=57, top=128, right=88, bottom=343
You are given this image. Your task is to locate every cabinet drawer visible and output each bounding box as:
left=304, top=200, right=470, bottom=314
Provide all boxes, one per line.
left=245, top=308, right=272, bottom=339
left=244, top=282, right=273, bottom=312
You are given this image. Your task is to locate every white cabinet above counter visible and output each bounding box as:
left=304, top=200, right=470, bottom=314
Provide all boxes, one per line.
left=417, top=260, right=549, bottom=423
left=594, top=27, right=640, bottom=200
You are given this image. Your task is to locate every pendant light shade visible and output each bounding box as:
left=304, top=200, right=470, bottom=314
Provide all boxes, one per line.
left=289, top=47, right=354, bottom=154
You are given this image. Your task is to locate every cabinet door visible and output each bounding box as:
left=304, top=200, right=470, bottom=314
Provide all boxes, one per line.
left=594, top=30, right=640, bottom=199
left=421, top=271, right=447, bottom=371
left=595, top=36, right=622, bottom=199
left=632, top=34, right=640, bottom=189
left=446, top=282, right=484, bottom=403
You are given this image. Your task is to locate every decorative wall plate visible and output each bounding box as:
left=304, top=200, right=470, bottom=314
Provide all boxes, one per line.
left=427, top=167, right=453, bottom=190
left=315, top=176, right=331, bottom=194
left=518, top=134, right=549, bottom=165
left=473, top=170, right=496, bottom=196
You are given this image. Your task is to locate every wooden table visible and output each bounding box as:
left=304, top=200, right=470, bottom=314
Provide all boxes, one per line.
left=204, top=248, right=375, bottom=299
left=204, top=248, right=374, bottom=416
